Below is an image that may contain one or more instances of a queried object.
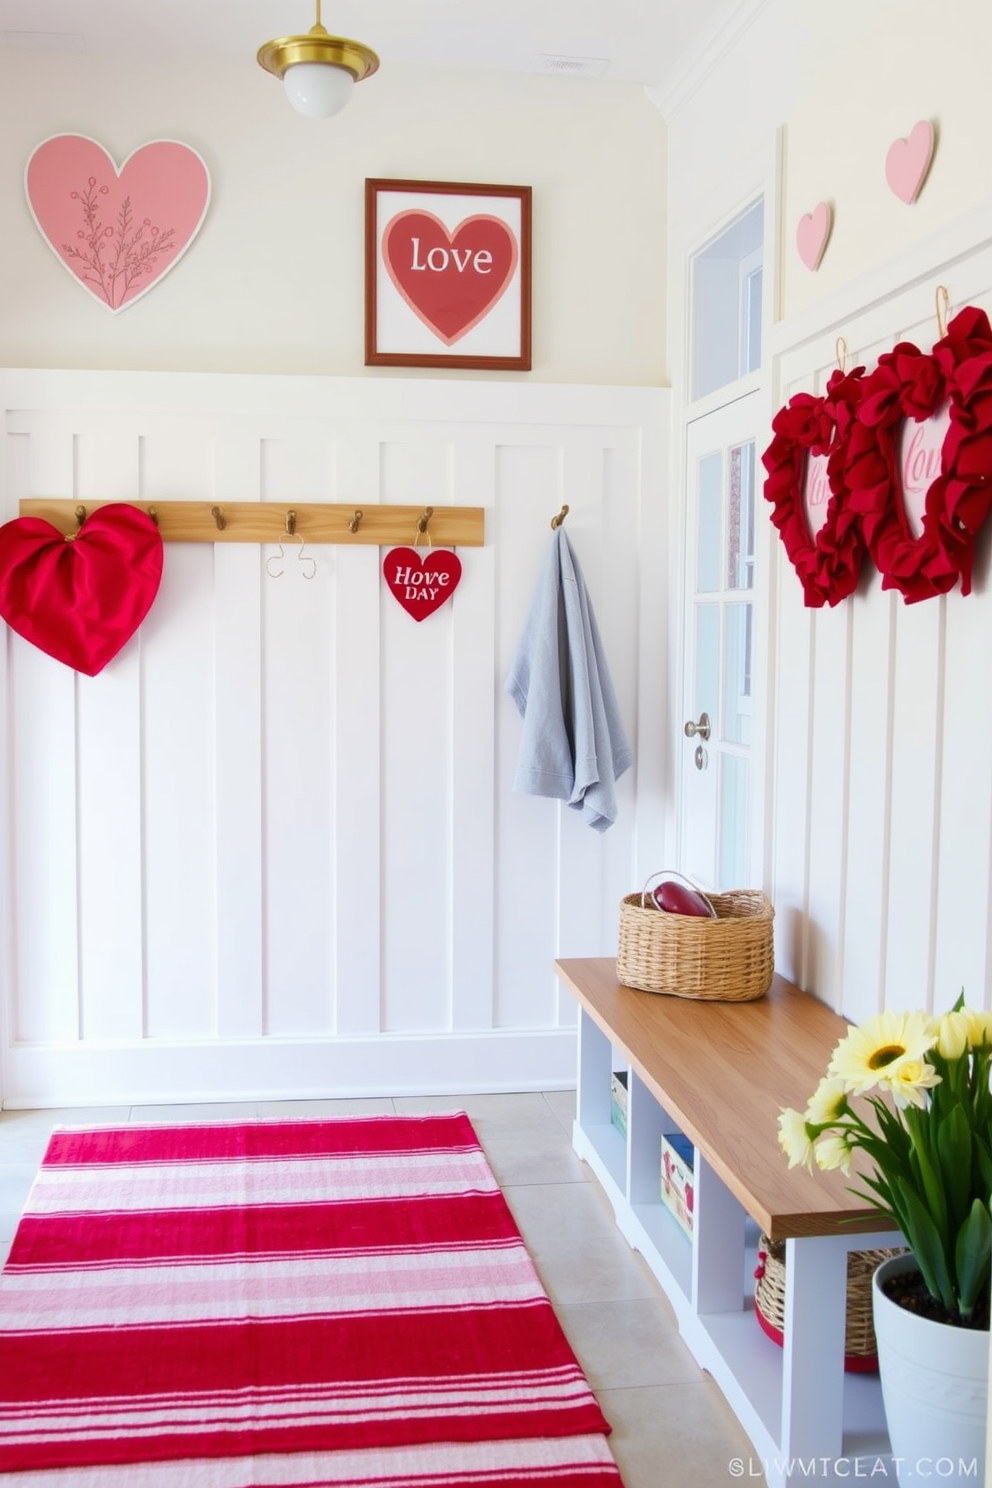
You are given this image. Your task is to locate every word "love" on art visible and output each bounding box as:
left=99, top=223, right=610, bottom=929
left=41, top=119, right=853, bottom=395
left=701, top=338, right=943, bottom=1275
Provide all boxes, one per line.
left=382, top=210, right=518, bottom=346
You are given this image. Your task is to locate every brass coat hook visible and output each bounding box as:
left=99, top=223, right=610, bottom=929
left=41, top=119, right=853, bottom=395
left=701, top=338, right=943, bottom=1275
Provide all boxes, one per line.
left=74, top=504, right=86, bottom=527
left=146, top=506, right=159, bottom=526
left=348, top=509, right=363, bottom=533
left=550, top=504, right=569, bottom=529
left=285, top=509, right=297, bottom=537
left=417, top=506, right=434, bottom=534
left=210, top=505, right=226, bottom=531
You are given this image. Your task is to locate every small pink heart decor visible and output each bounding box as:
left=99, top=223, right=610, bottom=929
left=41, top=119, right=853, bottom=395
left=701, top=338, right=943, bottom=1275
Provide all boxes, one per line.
left=383, top=547, right=462, bottom=621
left=796, top=202, right=832, bottom=272
left=25, top=134, right=210, bottom=312
left=885, top=120, right=935, bottom=205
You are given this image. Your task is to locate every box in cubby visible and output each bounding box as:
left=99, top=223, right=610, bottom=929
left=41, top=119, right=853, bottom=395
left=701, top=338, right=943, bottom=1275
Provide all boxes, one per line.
left=661, top=1130, right=694, bottom=1238
left=610, top=1069, right=628, bottom=1137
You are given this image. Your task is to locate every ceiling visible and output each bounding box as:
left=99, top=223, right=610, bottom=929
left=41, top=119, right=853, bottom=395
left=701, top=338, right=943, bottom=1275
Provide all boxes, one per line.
left=0, top=0, right=736, bottom=91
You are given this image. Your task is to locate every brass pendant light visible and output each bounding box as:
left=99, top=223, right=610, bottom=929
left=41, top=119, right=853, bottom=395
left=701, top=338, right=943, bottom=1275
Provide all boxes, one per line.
left=258, top=1, right=379, bottom=119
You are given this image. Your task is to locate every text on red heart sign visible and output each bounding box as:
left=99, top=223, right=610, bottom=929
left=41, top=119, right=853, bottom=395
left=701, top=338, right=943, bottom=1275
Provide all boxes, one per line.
left=382, top=546, right=462, bottom=621
left=381, top=210, right=518, bottom=345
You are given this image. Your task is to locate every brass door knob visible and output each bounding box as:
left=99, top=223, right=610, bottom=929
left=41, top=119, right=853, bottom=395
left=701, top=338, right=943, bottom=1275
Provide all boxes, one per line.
left=684, top=712, right=711, bottom=741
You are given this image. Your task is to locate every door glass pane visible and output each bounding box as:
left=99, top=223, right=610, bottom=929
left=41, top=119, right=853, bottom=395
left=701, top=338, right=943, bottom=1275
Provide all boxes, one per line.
left=727, top=442, right=755, bottom=591
left=743, top=266, right=762, bottom=375
left=690, top=200, right=764, bottom=401
left=696, top=452, right=722, bottom=593
left=723, top=602, right=752, bottom=745
left=695, top=603, right=719, bottom=726
left=719, top=754, right=749, bottom=889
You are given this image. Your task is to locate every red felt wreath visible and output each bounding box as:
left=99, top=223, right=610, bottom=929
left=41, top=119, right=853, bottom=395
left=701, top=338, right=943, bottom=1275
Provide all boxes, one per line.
left=844, top=305, right=992, bottom=602
left=761, top=365, right=867, bottom=607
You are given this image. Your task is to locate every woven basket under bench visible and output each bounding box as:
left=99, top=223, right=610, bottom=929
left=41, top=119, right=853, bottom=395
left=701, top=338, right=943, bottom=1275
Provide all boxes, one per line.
left=753, top=1235, right=906, bottom=1372
left=616, top=887, right=774, bottom=1001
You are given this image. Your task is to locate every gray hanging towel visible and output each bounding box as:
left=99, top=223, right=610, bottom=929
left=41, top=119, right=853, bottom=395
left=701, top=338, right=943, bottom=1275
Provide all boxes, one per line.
left=504, top=525, right=632, bottom=832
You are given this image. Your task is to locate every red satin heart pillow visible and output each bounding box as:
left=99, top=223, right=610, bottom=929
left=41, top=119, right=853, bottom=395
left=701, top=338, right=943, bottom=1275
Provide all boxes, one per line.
left=0, top=504, right=164, bottom=676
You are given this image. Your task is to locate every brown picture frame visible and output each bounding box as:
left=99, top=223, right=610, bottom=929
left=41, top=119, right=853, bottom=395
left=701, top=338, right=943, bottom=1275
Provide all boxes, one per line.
left=365, top=178, right=532, bottom=371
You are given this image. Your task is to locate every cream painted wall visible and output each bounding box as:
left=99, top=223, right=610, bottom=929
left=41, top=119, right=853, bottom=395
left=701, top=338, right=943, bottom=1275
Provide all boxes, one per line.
left=0, top=51, right=666, bottom=386
left=782, top=0, right=992, bottom=318
left=664, top=0, right=987, bottom=328
left=663, top=0, right=896, bottom=264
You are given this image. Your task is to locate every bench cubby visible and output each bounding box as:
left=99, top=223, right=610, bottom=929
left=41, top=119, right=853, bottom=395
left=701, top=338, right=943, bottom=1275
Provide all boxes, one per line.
left=558, top=957, right=902, bottom=1488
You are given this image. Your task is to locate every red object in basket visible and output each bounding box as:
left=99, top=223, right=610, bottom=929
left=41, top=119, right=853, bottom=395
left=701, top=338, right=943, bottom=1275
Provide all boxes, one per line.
left=652, top=879, right=713, bottom=917
left=753, top=1302, right=878, bottom=1374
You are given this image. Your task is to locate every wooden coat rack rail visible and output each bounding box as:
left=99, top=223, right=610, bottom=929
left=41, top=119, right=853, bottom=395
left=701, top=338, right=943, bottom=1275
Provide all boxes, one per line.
left=17, top=500, right=486, bottom=547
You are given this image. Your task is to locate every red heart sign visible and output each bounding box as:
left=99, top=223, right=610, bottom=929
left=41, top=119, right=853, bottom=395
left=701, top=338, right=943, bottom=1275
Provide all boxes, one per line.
left=25, top=134, right=210, bottom=312
left=382, top=547, right=462, bottom=621
left=0, top=504, right=164, bottom=675
left=381, top=210, right=518, bottom=345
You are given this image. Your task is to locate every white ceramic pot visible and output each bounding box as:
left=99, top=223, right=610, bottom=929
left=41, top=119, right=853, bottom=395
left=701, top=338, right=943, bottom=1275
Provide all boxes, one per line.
left=872, top=1252, right=988, bottom=1488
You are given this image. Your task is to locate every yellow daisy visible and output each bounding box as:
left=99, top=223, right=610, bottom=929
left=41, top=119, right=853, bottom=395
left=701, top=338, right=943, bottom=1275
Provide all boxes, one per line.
left=777, top=1107, right=814, bottom=1171
left=880, top=1058, right=941, bottom=1110
left=804, top=1075, right=848, bottom=1127
left=828, top=1009, right=938, bottom=1096
left=814, top=1132, right=853, bottom=1175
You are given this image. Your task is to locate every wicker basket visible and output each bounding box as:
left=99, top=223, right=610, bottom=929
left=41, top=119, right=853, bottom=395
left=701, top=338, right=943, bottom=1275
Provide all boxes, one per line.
left=616, top=875, right=774, bottom=1001
left=753, top=1235, right=905, bottom=1372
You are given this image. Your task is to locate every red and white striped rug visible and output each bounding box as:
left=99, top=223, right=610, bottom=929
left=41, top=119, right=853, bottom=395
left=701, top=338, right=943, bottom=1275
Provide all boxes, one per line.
left=0, top=1112, right=622, bottom=1487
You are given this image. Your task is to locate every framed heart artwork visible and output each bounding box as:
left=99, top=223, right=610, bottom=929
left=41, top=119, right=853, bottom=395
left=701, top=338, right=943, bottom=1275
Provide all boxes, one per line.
left=365, top=178, right=532, bottom=370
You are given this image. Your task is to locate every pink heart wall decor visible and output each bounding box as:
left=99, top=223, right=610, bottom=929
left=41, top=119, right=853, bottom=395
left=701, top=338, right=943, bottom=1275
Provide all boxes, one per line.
left=25, top=134, right=211, bottom=312
left=381, top=210, right=518, bottom=346
left=383, top=547, right=462, bottom=621
left=796, top=202, right=832, bottom=272
left=885, top=120, right=935, bottom=205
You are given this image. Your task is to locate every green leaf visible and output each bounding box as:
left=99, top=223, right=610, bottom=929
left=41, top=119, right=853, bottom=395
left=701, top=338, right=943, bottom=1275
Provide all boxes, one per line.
left=862, top=1098, right=913, bottom=1178
left=973, top=1133, right=992, bottom=1198
left=955, top=1199, right=992, bottom=1320
left=848, top=1173, right=898, bottom=1221
left=937, top=1104, right=973, bottom=1234
left=904, top=1106, right=949, bottom=1246
left=894, top=1178, right=956, bottom=1314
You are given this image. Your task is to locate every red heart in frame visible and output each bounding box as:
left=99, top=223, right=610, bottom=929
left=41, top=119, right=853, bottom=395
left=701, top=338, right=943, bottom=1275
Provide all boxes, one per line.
left=381, top=210, right=518, bottom=345
left=382, top=546, right=462, bottom=621
left=0, top=504, right=164, bottom=675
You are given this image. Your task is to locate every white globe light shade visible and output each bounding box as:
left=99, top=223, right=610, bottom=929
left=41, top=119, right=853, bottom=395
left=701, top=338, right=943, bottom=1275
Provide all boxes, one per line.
left=283, top=61, right=355, bottom=118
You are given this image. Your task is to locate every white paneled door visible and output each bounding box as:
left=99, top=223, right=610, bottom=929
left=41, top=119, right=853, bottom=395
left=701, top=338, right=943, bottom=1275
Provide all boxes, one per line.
left=0, top=371, right=667, bottom=1107
left=680, top=393, right=758, bottom=892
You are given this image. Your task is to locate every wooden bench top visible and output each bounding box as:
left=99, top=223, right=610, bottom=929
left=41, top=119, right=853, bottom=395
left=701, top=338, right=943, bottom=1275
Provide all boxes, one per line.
left=555, top=957, right=898, bottom=1242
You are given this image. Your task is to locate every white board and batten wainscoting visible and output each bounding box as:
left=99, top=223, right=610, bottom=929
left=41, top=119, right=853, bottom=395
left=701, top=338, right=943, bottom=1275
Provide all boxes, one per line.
left=0, top=372, right=668, bottom=1109
left=765, top=209, right=992, bottom=1029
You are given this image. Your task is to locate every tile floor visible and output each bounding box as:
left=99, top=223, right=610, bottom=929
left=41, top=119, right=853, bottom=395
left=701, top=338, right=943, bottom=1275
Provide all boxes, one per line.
left=0, top=1090, right=760, bottom=1487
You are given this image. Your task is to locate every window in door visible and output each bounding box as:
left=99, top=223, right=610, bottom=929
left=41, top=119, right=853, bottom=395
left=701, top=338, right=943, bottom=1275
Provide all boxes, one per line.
left=690, top=201, right=764, bottom=403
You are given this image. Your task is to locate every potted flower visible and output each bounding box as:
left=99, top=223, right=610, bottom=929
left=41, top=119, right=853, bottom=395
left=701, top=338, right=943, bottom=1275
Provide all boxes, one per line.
left=777, top=997, right=990, bottom=1487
